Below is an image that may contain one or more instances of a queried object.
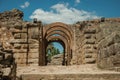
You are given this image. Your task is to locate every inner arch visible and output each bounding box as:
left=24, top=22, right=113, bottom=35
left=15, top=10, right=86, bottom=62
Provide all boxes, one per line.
left=43, top=22, right=73, bottom=66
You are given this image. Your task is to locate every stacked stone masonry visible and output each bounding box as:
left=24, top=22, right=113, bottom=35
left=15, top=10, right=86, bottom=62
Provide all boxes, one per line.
left=21, top=74, right=120, bottom=80
left=97, top=21, right=120, bottom=69
left=0, top=43, right=16, bottom=80
left=74, top=21, right=98, bottom=64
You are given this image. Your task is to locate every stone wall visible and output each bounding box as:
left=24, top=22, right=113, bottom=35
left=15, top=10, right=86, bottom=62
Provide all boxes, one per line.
left=0, top=42, right=16, bottom=80
left=21, top=73, right=120, bottom=80
left=27, top=26, right=39, bottom=65
left=72, top=18, right=120, bottom=70
left=11, top=23, right=40, bottom=66
left=97, top=19, right=120, bottom=69
left=0, top=9, right=39, bottom=66
left=73, top=20, right=99, bottom=64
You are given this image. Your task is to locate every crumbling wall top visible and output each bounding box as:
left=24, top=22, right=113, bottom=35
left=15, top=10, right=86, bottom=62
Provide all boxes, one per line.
left=0, top=9, right=23, bottom=21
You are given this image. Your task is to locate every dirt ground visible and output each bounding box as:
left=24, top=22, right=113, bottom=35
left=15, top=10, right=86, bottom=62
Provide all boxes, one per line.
left=17, top=64, right=120, bottom=77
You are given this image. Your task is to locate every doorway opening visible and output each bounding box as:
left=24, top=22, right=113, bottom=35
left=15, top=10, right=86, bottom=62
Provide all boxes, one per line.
left=46, top=41, right=65, bottom=65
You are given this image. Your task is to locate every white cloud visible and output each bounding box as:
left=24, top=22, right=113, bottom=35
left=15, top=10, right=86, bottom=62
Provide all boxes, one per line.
left=30, top=3, right=99, bottom=24
left=20, top=1, right=30, bottom=9
left=75, top=0, right=80, bottom=4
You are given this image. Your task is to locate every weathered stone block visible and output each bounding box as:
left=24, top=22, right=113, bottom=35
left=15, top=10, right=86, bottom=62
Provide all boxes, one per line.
left=99, top=48, right=109, bottom=59
left=21, top=33, right=27, bottom=39
left=85, top=54, right=92, bottom=58
left=113, top=54, right=120, bottom=67
left=84, top=34, right=91, bottom=39
left=28, top=52, right=38, bottom=58
left=14, top=53, right=27, bottom=59
left=15, top=58, right=26, bottom=64
left=28, top=59, right=38, bottom=64
left=13, top=49, right=27, bottom=53
left=84, top=39, right=95, bottom=44
left=22, top=44, right=28, bottom=49
left=97, top=32, right=120, bottom=69
left=29, top=39, right=38, bottom=44
left=84, top=48, right=95, bottom=54
left=14, top=44, right=21, bottom=49
left=14, top=33, right=21, bottom=39
left=85, top=58, right=96, bottom=64
left=14, top=25, right=22, bottom=29
left=113, top=33, right=120, bottom=43
left=29, top=49, right=38, bottom=53
left=29, top=44, right=39, bottom=49
left=10, top=39, right=27, bottom=44
left=84, top=28, right=96, bottom=34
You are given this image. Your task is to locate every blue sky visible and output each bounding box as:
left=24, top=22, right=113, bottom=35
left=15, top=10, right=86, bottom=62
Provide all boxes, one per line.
left=0, top=0, right=120, bottom=52
left=52, top=42, right=64, bottom=53
left=0, top=0, right=120, bottom=23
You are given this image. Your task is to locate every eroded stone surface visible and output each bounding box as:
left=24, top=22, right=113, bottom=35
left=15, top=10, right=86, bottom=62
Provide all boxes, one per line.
left=97, top=32, right=120, bottom=69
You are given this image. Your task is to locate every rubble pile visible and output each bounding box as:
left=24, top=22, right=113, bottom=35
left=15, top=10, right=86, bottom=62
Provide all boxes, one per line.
left=0, top=43, right=16, bottom=80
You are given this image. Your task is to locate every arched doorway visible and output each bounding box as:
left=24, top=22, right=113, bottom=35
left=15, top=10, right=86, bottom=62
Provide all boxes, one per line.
left=39, top=22, right=73, bottom=66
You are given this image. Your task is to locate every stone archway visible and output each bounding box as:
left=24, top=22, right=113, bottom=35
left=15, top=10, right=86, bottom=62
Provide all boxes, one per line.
left=39, top=22, right=73, bottom=66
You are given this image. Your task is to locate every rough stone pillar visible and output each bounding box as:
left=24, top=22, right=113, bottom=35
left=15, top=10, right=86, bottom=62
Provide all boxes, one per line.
left=64, top=45, right=68, bottom=65
left=38, top=21, right=44, bottom=66
left=67, top=40, right=71, bottom=65
left=26, top=24, right=29, bottom=65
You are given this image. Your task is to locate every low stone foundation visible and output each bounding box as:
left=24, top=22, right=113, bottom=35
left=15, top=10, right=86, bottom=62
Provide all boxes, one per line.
left=21, top=73, right=120, bottom=80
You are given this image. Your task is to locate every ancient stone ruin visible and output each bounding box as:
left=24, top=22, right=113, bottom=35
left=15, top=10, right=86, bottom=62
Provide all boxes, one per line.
left=0, top=9, right=120, bottom=80
left=0, top=42, right=16, bottom=80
